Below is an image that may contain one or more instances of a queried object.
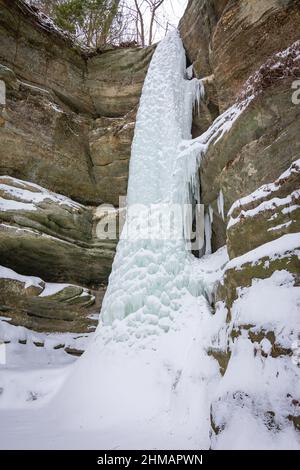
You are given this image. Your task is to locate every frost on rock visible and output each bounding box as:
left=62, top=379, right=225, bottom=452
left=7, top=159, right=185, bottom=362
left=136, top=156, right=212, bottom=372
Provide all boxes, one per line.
left=0, top=265, right=44, bottom=290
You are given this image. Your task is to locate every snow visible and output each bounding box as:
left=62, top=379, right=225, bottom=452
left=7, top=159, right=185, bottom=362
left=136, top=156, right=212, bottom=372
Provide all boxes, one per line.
left=0, top=265, right=43, bottom=290
left=225, top=233, right=300, bottom=272
left=0, top=177, right=83, bottom=211
left=214, top=412, right=300, bottom=450
left=240, top=39, right=300, bottom=103
left=210, top=270, right=300, bottom=450
left=228, top=190, right=300, bottom=230
left=268, top=221, right=292, bottom=232
left=282, top=205, right=299, bottom=215
left=0, top=320, right=91, bottom=412
left=228, top=159, right=300, bottom=218
left=231, top=271, right=300, bottom=349
left=0, top=198, right=37, bottom=212
left=0, top=248, right=227, bottom=450
left=24, top=0, right=76, bottom=45
left=39, top=283, right=74, bottom=297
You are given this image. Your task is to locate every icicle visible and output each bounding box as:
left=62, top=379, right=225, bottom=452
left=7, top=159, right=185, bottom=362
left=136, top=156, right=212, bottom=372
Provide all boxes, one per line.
left=209, top=204, right=214, bottom=223
left=204, top=211, right=212, bottom=255
left=217, top=190, right=225, bottom=221
left=186, top=64, right=194, bottom=79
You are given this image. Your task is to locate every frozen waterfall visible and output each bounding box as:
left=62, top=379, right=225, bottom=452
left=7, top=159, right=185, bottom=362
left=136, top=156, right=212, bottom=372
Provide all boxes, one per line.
left=49, top=31, right=222, bottom=449
left=98, top=30, right=205, bottom=334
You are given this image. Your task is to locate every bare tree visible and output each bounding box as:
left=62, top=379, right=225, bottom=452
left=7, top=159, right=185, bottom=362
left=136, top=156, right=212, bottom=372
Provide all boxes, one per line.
left=132, top=0, right=144, bottom=46
left=125, top=0, right=166, bottom=46
left=29, top=0, right=170, bottom=48
left=147, top=0, right=165, bottom=46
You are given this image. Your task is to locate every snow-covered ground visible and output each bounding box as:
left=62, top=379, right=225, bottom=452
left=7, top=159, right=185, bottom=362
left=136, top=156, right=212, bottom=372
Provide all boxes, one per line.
left=1, top=246, right=299, bottom=449
left=0, top=248, right=227, bottom=450
left=211, top=269, right=300, bottom=450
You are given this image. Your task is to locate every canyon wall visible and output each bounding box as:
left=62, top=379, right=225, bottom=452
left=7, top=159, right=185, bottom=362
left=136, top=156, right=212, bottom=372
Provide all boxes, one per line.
left=180, top=0, right=300, bottom=444
left=0, top=0, right=153, bottom=338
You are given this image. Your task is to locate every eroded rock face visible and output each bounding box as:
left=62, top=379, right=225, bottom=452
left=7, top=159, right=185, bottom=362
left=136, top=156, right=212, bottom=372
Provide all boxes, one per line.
left=227, top=161, right=300, bottom=259
left=0, top=177, right=117, bottom=287
left=0, top=76, right=99, bottom=205
left=0, top=265, right=104, bottom=334
left=87, top=47, right=154, bottom=117
left=89, top=111, right=136, bottom=207
left=212, top=0, right=300, bottom=111
left=199, top=38, right=300, bottom=251
left=0, top=0, right=93, bottom=114
left=180, top=0, right=300, bottom=444
left=201, top=78, right=300, bottom=219
left=179, top=0, right=229, bottom=78
left=0, top=0, right=154, bottom=207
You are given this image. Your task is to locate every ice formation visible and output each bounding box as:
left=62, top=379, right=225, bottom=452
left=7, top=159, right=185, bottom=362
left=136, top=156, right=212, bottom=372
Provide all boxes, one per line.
left=217, top=190, right=225, bottom=221
left=41, top=31, right=221, bottom=447
left=94, top=30, right=206, bottom=336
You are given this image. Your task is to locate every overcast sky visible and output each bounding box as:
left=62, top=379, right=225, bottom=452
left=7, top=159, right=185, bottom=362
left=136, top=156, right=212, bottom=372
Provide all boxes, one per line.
left=158, top=0, right=188, bottom=39
left=142, top=0, right=188, bottom=42
left=164, top=0, right=188, bottom=24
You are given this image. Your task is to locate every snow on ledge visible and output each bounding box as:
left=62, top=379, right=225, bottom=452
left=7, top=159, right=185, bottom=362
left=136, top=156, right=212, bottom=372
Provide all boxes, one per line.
left=227, top=189, right=300, bottom=230
left=228, top=159, right=300, bottom=218
left=226, top=233, right=300, bottom=272
left=0, top=265, right=91, bottom=299
left=0, top=265, right=43, bottom=289
left=0, top=176, right=84, bottom=212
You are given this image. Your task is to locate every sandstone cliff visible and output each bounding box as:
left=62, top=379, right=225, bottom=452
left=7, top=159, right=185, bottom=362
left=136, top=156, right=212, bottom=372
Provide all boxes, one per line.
left=180, top=0, right=300, bottom=445
left=0, top=0, right=153, bottom=339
